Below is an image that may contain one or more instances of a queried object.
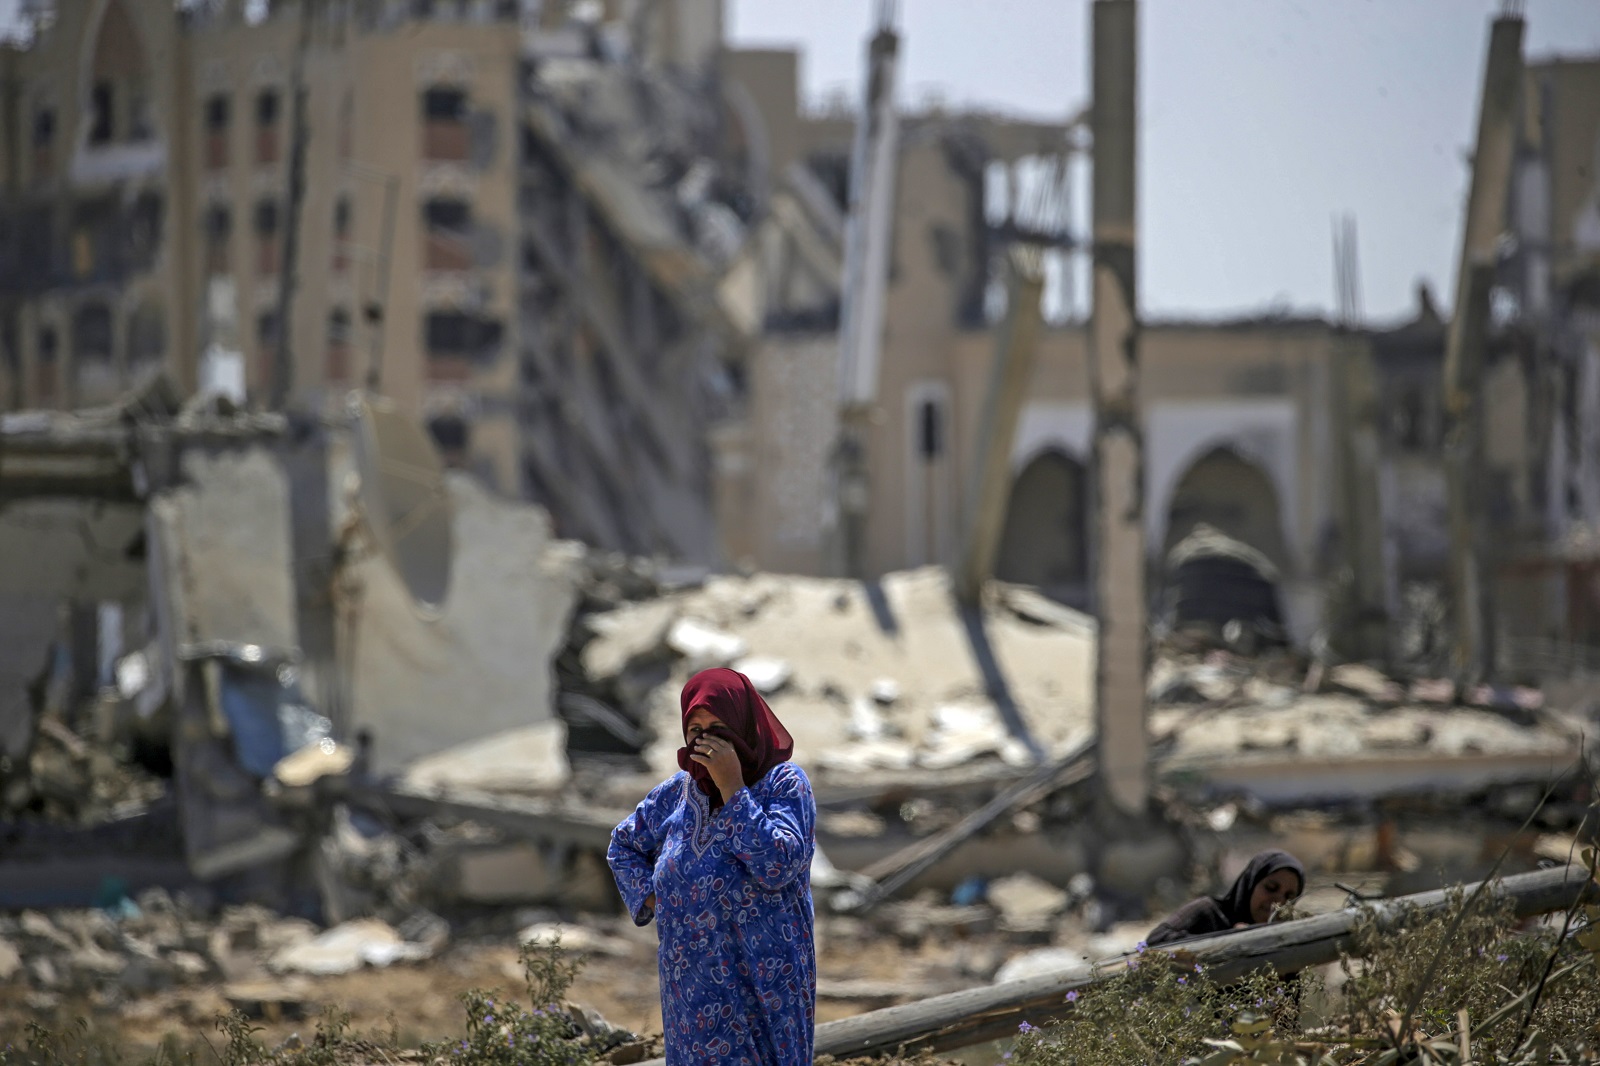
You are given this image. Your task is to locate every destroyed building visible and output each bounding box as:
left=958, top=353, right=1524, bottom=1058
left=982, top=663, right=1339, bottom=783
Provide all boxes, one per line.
left=710, top=45, right=1600, bottom=661
left=0, top=0, right=744, bottom=563
left=4, top=0, right=1599, bottom=660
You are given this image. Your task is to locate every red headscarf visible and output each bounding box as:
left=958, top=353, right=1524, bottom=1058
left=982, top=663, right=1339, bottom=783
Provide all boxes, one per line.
left=677, top=668, right=794, bottom=808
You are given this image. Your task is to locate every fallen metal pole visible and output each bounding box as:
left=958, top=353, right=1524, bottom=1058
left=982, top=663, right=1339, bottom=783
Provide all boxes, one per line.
left=845, top=737, right=1095, bottom=911
left=635, top=865, right=1595, bottom=1065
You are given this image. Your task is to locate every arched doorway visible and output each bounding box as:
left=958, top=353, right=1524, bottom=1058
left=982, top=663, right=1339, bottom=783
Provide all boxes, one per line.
left=995, top=449, right=1089, bottom=606
left=1163, top=446, right=1288, bottom=570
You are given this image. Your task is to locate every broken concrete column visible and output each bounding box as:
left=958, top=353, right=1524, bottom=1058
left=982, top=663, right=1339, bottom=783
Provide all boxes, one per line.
left=957, top=256, right=1047, bottom=606
left=1444, top=15, right=1524, bottom=686
left=1089, top=0, right=1148, bottom=817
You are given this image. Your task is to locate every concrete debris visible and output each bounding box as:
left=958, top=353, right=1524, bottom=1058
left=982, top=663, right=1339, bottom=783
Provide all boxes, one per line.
left=272, top=739, right=355, bottom=788
left=919, top=703, right=1033, bottom=771
left=0, top=891, right=384, bottom=999
left=568, top=567, right=1098, bottom=787
left=401, top=722, right=570, bottom=795
left=731, top=655, right=793, bottom=694
left=3, top=710, right=167, bottom=823
left=516, top=922, right=633, bottom=958
left=268, top=918, right=435, bottom=976
left=985, top=873, right=1069, bottom=934
left=665, top=617, right=749, bottom=667
left=844, top=697, right=890, bottom=742
left=992, top=946, right=1081, bottom=985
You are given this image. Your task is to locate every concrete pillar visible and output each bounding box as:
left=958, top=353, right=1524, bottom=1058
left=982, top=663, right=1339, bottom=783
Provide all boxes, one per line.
left=829, top=4, right=901, bottom=579
left=956, top=254, right=1045, bottom=605
left=1444, top=15, right=1523, bottom=687
left=1089, top=0, right=1147, bottom=816
left=1334, top=336, right=1393, bottom=663
left=1331, top=216, right=1393, bottom=664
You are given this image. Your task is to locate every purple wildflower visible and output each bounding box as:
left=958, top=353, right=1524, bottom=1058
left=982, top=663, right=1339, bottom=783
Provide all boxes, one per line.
left=1066, top=991, right=1079, bottom=1002
left=1018, top=1021, right=1036, bottom=1033
left=1135, top=941, right=1147, bottom=953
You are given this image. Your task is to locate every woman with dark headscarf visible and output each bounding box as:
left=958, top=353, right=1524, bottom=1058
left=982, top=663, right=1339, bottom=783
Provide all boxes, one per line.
left=1147, top=850, right=1306, bottom=946
left=607, top=668, right=816, bottom=1066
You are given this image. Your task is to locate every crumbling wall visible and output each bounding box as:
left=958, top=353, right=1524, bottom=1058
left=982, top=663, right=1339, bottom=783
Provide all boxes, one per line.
left=147, top=449, right=298, bottom=652
left=347, top=473, right=584, bottom=787
left=744, top=334, right=840, bottom=575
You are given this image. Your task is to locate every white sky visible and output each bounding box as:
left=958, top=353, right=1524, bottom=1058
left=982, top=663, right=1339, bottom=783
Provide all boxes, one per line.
left=5, top=1, right=1598, bottom=321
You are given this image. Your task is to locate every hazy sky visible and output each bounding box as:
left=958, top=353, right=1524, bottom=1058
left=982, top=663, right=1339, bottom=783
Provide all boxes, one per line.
left=729, top=0, right=1600, bottom=322
left=4, top=1, right=1597, bottom=321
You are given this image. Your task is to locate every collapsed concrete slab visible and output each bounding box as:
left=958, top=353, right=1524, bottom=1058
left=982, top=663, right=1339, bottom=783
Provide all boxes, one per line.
left=570, top=566, right=1100, bottom=793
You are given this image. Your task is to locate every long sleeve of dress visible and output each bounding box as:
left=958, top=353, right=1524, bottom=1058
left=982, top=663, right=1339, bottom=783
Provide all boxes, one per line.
left=719, top=763, right=815, bottom=891
left=608, top=776, right=675, bottom=926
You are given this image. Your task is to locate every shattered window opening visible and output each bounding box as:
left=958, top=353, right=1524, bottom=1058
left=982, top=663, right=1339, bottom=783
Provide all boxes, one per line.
left=428, top=413, right=469, bottom=458
left=205, top=94, right=230, bottom=169
left=89, top=82, right=115, bottom=145
left=254, top=199, right=280, bottom=274
left=423, top=198, right=472, bottom=271
left=257, top=309, right=279, bottom=349
left=256, top=88, right=281, bottom=165
left=327, top=307, right=352, bottom=380
left=204, top=204, right=231, bottom=274
left=422, top=86, right=468, bottom=122
left=32, top=107, right=55, bottom=147
left=256, top=89, right=280, bottom=127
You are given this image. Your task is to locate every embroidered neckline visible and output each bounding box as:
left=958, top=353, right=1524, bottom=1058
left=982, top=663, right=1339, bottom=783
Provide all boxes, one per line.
left=684, top=775, right=718, bottom=858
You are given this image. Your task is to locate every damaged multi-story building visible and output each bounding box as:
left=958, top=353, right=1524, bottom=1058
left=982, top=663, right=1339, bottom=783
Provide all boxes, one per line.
left=3, top=1, right=1599, bottom=662
left=0, top=0, right=746, bottom=563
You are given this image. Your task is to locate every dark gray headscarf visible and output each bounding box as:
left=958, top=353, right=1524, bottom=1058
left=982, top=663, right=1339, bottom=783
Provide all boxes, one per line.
left=1218, top=849, right=1306, bottom=926
left=1147, top=849, right=1306, bottom=946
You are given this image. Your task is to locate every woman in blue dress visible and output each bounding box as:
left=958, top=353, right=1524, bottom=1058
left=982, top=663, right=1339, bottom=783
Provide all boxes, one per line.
left=607, top=668, right=817, bottom=1066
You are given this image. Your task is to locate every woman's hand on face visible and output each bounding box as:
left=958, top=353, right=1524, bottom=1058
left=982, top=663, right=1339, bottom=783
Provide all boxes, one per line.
left=690, top=733, right=744, bottom=801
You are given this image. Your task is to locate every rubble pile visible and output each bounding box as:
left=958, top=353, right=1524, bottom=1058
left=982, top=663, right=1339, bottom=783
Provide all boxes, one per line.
left=560, top=566, right=1098, bottom=793
left=1149, top=648, right=1586, bottom=801
left=1, top=712, right=166, bottom=824
left=0, top=888, right=459, bottom=1014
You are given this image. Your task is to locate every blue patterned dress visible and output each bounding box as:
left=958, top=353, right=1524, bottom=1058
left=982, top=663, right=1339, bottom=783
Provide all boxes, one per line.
left=607, top=763, right=817, bottom=1066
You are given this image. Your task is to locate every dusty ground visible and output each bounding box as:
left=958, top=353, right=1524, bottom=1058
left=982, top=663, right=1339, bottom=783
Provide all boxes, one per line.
left=11, top=916, right=1009, bottom=1055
